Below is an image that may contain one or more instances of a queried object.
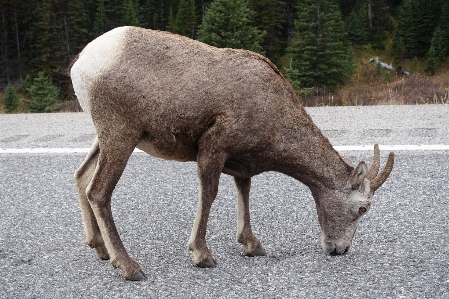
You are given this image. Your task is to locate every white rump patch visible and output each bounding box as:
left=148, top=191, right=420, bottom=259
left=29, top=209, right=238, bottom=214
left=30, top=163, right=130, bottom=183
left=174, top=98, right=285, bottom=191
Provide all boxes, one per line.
left=70, top=27, right=128, bottom=113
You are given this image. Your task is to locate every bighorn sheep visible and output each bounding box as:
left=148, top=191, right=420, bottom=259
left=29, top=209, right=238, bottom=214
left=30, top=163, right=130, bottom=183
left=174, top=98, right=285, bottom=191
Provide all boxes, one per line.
left=71, top=26, right=394, bottom=281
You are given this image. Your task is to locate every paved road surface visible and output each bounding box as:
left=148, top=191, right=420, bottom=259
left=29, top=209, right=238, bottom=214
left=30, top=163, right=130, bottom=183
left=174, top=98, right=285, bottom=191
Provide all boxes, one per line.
left=1, top=105, right=448, bottom=298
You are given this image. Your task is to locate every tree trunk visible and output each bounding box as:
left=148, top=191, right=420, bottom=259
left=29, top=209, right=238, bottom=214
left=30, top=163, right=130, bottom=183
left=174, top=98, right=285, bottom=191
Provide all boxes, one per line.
left=367, top=1, right=373, bottom=29
left=64, top=15, right=71, bottom=57
left=14, top=10, right=22, bottom=84
left=1, top=8, right=9, bottom=82
left=160, top=0, right=164, bottom=29
left=202, top=0, right=205, bottom=17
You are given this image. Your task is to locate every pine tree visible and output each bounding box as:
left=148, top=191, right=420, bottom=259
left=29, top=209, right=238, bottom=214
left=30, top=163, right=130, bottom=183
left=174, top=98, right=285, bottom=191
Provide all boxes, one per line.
left=93, top=0, right=110, bottom=36
left=64, top=0, right=89, bottom=57
left=369, top=0, right=395, bottom=34
left=134, top=0, right=146, bottom=26
left=394, top=0, right=443, bottom=58
left=84, top=0, right=99, bottom=33
left=409, top=56, right=419, bottom=73
left=416, top=0, right=443, bottom=56
left=25, top=72, right=61, bottom=112
left=109, top=0, right=125, bottom=28
left=439, top=2, right=449, bottom=54
left=247, top=0, right=286, bottom=63
left=430, top=26, right=447, bottom=61
left=29, top=0, right=66, bottom=77
left=1, top=4, right=11, bottom=83
left=173, top=0, right=196, bottom=38
left=189, top=0, right=197, bottom=38
left=347, top=9, right=368, bottom=45
left=423, top=25, right=446, bottom=76
left=144, top=0, right=167, bottom=30
left=197, top=0, right=265, bottom=54
left=392, top=35, right=405, bottom=65
left=394, top=0, right=420, bottom=58
left=143, top=0, right=156, bottom=28
left=2, top=82, right=18, bottom=112
left=123, top=0, right=140, bottom=26
left=287, top=0, right=353, bottom=92
left=425, top=46, right=437, bottom=76
left=167, top=6, right=175, bottom=32
left=284, top=58, right=300, bottom=91
left=1, top=0, right=32, bottom=84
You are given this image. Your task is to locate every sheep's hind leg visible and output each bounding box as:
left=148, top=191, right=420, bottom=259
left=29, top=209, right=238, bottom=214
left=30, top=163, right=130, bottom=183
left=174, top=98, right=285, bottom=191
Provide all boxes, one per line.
left=234, top=177, right=266, bottom=257
left=86, top=136, right=144, bottom=281
left=74, top=136, right=109, bottom=260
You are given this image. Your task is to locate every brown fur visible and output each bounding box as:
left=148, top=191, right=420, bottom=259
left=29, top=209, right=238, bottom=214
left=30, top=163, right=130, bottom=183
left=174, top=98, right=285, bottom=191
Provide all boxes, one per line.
left=71, top=27, right=394, bottom=280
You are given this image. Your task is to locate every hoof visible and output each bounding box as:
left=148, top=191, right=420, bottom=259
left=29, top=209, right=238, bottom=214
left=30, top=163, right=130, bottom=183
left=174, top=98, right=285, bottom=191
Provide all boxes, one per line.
left=125, top=270, right=146, bottom=281
left=94, top=246, right=110, bottom=260
left=98, top=253, right=110, bottom=260
left=195, top=258, right=217, bottom=268
left=245, top=247, right=266, bottom=257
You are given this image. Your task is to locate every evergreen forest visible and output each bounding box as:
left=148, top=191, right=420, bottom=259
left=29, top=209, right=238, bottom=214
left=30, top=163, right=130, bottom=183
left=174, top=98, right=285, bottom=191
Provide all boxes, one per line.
left=1, top=0, right=448, bottom=112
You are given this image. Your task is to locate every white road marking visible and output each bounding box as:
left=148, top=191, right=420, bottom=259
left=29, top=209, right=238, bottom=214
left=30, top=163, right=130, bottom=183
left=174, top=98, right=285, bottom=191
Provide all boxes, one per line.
left=0, top=148, right=91, bottom=153
left=335, top=145, right=449, bottom=151
left=1, top=145, right=449, bottom=154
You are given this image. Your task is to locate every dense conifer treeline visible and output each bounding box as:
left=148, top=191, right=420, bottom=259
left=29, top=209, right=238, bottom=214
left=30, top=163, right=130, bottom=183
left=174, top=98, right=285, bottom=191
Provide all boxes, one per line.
left=0, top=0, right=448, bottom=110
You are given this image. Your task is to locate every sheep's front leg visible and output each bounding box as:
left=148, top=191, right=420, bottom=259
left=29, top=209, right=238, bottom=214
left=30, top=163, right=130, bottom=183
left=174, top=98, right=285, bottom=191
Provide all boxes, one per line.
left=235, top=177, right=266, bottom=257
left=188, top=152, right=226, bottom=268
left=86, top=142, right=145, bottom=281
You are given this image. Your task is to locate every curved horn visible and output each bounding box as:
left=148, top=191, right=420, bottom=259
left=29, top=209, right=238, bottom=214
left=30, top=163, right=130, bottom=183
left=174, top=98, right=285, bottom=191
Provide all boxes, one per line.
left=365, top=144, right=380, bottom=181
left=370, top=152, right=394, bottom=191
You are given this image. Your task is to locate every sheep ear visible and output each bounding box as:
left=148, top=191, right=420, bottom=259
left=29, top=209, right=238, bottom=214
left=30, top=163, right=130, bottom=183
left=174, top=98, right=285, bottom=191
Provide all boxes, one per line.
left=350, top=161, right=368, bottom=189
left=343, top=157, right=353, bottom=167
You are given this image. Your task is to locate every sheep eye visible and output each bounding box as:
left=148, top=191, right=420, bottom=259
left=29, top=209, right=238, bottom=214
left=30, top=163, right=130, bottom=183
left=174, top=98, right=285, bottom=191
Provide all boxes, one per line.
left=359, top=207, right=367, bottom=215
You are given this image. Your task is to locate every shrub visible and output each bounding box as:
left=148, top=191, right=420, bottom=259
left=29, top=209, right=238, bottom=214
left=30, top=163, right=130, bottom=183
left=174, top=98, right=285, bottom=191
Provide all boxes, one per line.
left=347, top=9, right=368, bottom=45
left=375, top=63, right=382, bottom=79
left=409, top=56, right=419, bottom=74
left=25, top=72, right=62, bottom=112
left=2, top=83, right=19, bottom=113
left=384, top=71, right=392, bottom=83
left=425, top=46, right=438, bottom=76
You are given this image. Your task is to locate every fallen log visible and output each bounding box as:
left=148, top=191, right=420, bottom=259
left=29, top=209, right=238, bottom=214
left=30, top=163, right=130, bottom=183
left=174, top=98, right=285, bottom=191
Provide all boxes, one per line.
left=369, top=56, right=410, bottom=76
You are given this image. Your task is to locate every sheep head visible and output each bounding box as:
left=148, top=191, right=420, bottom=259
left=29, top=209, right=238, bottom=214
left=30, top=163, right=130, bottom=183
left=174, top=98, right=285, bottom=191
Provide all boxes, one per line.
left=313, top=144, right=394, bottom=255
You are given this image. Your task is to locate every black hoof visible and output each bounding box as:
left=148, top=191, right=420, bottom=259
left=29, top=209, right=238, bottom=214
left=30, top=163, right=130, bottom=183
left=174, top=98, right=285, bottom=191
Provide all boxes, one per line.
left=125, top=270, right=146, bottom=281
left=196, top=259, right=217, bottom=268
left=329, top=249, right=339, bottom=256
left=245, top=247, right=267, bottom=257
left=99, top=254, right=110, bottom=260
left=94, top=246, right=110, bottom=260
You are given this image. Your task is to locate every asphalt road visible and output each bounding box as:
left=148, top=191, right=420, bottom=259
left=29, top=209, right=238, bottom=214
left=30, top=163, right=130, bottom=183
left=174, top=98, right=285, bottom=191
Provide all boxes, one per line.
left=1, top=105, right=449, bottom=298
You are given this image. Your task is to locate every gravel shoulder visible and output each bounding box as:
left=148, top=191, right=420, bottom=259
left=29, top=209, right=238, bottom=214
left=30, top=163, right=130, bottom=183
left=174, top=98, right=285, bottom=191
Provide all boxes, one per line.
left=1, top=104, right=449, bottom=148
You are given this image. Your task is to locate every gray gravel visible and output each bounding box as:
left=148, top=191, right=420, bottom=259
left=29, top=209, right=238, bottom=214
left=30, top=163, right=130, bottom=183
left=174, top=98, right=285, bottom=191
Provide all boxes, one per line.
left=1, top=105, right=449, bottom=298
